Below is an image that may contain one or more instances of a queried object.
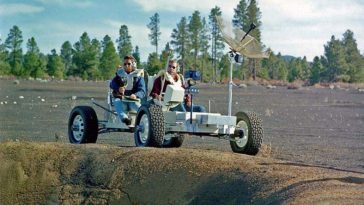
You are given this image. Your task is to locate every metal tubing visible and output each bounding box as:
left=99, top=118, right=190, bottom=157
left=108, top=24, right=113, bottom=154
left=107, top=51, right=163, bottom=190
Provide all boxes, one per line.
left=92, top=101, right=117, bottom=115
left=228, top=60, right=233, bottom=116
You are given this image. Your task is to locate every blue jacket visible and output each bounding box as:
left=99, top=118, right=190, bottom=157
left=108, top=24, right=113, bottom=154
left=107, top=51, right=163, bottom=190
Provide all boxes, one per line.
left=110, top=75, right=146, bottom=99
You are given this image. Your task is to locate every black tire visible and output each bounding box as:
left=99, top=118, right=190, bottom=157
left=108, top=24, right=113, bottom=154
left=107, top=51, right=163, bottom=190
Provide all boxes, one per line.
left=163, top=134, right=185, bottom=148
left=134, top=104, right=165, bottom=147
left=230, top=111, right=263, bottom=155
left=68, top=106, right=98, bottom=144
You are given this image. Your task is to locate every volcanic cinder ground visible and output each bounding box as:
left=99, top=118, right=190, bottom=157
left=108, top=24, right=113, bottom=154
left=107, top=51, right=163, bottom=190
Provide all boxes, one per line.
left=0, top=79, right=363, bottom=204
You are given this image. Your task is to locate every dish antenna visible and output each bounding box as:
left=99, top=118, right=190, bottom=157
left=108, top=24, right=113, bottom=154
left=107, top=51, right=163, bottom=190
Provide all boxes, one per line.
left=216, top=16, right=270, bottom=59
left=216, top=16, right=270, bottom=116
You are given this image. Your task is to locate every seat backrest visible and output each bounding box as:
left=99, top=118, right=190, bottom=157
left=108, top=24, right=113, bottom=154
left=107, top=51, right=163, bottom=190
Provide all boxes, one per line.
left=147, top=74, right=157, bottom=98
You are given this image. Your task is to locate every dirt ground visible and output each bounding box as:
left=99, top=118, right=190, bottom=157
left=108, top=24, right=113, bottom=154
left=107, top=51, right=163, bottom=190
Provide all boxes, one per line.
left=0, top=79, right=364, bottom=204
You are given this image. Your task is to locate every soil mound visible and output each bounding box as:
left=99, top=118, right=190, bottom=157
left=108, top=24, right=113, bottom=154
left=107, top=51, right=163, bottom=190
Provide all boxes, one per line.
left=0, top=142, right=363, bottom=204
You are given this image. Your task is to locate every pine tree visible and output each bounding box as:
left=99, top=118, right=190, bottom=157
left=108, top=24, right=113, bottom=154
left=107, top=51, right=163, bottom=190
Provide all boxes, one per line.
left=188, top=11, right=203, bottom=70
left=246, top=0, right=262, bottom=42
left=160, top=43, right=172, bottom=67
left=233, top=0, right=263, bottom=80
left=91, top=38, right=102, bottom=62
left=5, top=25, right=23, bottom=75
left=276, top=53, right=288, bottom=81
left=288, top=58, right=303, bottom=82
left=323, top=35, right=348, bottom=82
left=342, top=30, right=364, bottom=82
left=146, top=52, right=161, bottom=75
left=209, top=6, right=225, bottom=83
left=233, top=0, right=248, bottom=31
left=218, top=54, right=230, bottom=82
left=101, top=35, right=112, bottom=51
left=99, top=35, right=120, bottom=79
left=147, top=13, right=161, bottom=55
left=117, top=25, right=133, bottom=60
left=199, top=17, right=211, bottom=82
left=301, top=56, right=310, bottom=80
left=0, top=38, right=11, bottom=75
left=90, top=38, right=102, bottom=79
left=47, top=49, right=64, bottom=79
left=132, top=46, right=141, bottom=67
left=60, top=41, right=73, bottom=76
left=72, top=32, right=98, bottom=80
left=310, top=56, right=324, bottom=84
left=171, top=16, right=189, bottom=73
left=23, top=37, right=46, bottom=78
left=260, top=51, right=287, bottom=80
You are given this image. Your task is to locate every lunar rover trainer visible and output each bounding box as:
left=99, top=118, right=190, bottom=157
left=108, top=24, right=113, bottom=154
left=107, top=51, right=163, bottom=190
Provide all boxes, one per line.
left=68, top=18, right=269, bottom=155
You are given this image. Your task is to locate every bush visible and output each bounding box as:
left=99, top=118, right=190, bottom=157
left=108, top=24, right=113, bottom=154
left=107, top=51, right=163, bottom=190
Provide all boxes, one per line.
left=336, top=75, right=350, bottom=83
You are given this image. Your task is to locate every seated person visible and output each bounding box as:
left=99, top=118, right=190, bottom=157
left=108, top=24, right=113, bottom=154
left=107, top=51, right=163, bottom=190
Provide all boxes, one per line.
left=173, top=94, right=206, bottom=112
left=150, top=59, right=184, bottom=101
left=150, top=60, right=205, bottom=112
left=110, top=55, right=145, bottom=125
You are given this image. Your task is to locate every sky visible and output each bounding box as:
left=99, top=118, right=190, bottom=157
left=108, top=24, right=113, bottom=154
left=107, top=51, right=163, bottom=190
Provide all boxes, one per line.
left=0, top=0, right=363, bottom=62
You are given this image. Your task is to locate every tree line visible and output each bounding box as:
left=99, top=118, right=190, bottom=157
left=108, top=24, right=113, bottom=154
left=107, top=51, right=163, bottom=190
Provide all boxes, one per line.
left=0, top=0, right=363, bottom=83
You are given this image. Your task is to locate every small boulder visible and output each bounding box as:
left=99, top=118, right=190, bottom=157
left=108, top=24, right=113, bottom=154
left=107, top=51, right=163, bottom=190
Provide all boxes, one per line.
left=266, top=85, right=276, bottom=89
left=239, top=83, right=247, bottom=88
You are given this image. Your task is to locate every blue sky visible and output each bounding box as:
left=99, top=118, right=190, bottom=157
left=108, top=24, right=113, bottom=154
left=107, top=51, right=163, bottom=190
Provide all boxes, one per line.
left=1, top=0, right=363, bottom=62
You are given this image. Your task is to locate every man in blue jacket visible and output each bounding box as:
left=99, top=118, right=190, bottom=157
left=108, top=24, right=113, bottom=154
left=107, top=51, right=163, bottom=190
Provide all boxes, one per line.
left=110, top=55, right=145, bottom=125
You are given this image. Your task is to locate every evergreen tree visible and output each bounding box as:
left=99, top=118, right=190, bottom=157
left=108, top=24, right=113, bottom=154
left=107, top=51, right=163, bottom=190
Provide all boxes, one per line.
left=160, top=42, right=173, bottom=69
left=323, top=35, right=348, bottom=82
left=91, top=38, right=102, bottom=62
left=117, top=25, right=133, bottom=60
left=246, top=0, right=262, bottom=42
left=199, top=17, right=211, bottom=82
left=5, top=25, right=23, bottom=75
left=218, top=54, right=230, bottom=82
left=99, top=35, right=120, bottom=79
left=233, top=0, right=263, bottom=80
left=171, top=16, right=189, bottom=73
left=61, top=41, right=73, bottom=76
left=47, top=49, right=64, bottom=79
left=188, top=11, right=203, bottom=70
left=276, top=53, right=288, bottom=81
left=209, top=6, right=225, bottom=82
left=342, top=30, right=364, bottom=82
left=101, top=35, right=112, bottom=51
left=288, top=58, right=303, bottom=82
left=310, top=56, right=324, bottom=84
left=0, top=38, right=11, bottom=74
left=261, top=51, right=287, bottom=80
left=90, top=38, right=102, bottom=79
left=233, top=0, right=248, bottom=31
left=301, top=56, right=310, bottom=80
left=23, top=37, right=46, bottom=78
left=132, top=46, right=141, bottom=67
left=72, top=32, right=98, bottom=80
left=147, top=13, right=161, bottom=55
left=146, top=52, right=161, bottom=75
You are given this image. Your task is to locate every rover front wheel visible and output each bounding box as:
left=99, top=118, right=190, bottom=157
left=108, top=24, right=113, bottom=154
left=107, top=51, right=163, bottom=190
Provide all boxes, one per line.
left=230, top=111, right=263, bottom=155
left=134, top=104, right=165, bottom=147
left=68, top=106, right=98, bottom=144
